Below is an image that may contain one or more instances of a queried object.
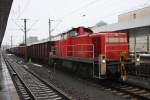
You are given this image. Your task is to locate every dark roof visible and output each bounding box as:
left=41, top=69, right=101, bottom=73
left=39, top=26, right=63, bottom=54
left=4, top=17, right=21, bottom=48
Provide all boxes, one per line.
left=53, top=26, right=93, bottom=38
left=91, top=16, right=150, bottom=32
left=0, top=0, right=13, bottom=46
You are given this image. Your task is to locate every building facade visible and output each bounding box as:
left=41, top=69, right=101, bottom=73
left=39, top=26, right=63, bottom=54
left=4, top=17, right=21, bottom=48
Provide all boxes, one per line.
left=119, top=6, right=150, bottom=53
left=92, top=6, right=150, bottom=53
left=118, top=6, right=150, bottom=22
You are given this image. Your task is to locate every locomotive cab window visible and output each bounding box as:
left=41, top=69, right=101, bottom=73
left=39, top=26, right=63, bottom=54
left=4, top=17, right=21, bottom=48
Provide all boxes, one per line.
left=69, top=31, right=78, bottom=37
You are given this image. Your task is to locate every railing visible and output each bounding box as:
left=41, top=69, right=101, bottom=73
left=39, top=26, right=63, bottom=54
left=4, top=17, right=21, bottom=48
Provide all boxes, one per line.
left=51, top=44, right=95, bottom=59
left=105, top=43, right=129, bottom=53
left=67, top=44, right=94, bottom=58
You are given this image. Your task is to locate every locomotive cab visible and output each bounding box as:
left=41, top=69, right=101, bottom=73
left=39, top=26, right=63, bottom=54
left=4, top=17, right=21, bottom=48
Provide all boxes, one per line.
left=49, top=26, right=131, bottom=80
left=90, top=32, right=129, bottom=80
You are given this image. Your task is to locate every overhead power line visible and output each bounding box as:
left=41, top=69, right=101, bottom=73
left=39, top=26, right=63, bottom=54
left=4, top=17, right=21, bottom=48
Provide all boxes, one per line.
left=11, top=19, right=24, bottom=32
left=60, top=0, right=102, bottom=20
left=27, top=19, right=39, bottom=32
left=53, top=2, right=150, bottom=34
left=16, top=0, right=31, bottom=19
left=11, top=18, right=39, bottom=33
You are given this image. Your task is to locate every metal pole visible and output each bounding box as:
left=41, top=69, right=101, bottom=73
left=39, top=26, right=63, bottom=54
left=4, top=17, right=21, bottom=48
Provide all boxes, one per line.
left=24, top=19, right=28, bottom=62
left=49, top=19, right=51, bottom=41
left=134, top=32, right=136, bottom=54
left=147, top=35, right=149, bottom=53
left=49, top=19, right=54, bottom=41
left=11, top=35, right=13, bottom=48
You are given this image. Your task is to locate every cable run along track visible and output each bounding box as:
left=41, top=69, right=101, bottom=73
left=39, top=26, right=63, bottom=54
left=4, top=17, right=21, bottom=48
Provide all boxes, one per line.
left=3, top=53, right=73, bottom=100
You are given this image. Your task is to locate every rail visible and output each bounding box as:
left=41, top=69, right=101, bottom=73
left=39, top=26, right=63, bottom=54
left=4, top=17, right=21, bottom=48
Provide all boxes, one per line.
left=3, top=53, right=73, bottom=100
left=100, top=80, right=150, bottom=100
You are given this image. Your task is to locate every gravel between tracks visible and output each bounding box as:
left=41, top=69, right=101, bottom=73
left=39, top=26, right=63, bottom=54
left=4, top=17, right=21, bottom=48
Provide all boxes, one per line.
left=9, top=53, right=127, bottom=100
left=28, top=66, right=125, bottom=99
left=17, top=62, right=126, bottom=100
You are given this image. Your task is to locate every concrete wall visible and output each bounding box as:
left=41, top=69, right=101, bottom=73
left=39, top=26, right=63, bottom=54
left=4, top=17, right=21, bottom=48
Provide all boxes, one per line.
left=118, top=6, right=150, bottom=22
left=128, top=26, right=150, bottom=53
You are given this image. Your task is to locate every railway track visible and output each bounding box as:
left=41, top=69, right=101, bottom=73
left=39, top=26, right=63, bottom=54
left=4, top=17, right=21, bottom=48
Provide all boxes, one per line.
left=4, top=53, right=150, bottom=100
left=101, top=80, right=150, bottom=100
left=77, top=78, right=150, bottom=100
left=73, top=72, right=150, bottom=100
left=3, top=53, right=73, bottom=100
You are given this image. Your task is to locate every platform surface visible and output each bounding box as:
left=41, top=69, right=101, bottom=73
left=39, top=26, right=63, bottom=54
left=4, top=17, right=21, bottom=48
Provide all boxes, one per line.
left=0, top=54, right=20, bottom=100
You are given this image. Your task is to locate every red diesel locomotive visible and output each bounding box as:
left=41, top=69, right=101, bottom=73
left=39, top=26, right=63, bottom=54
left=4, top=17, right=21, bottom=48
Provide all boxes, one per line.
left=8, top=26, right=139, bottom=80
left=50, top=27, right=129, bottom=79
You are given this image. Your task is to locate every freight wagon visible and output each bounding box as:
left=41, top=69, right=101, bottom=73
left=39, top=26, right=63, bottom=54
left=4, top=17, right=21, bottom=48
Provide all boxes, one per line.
left=27, top=41, right=54, bottom=63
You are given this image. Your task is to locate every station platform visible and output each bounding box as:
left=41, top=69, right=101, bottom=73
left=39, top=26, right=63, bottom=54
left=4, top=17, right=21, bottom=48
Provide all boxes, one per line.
left=0, top=54, right=19, bottom=100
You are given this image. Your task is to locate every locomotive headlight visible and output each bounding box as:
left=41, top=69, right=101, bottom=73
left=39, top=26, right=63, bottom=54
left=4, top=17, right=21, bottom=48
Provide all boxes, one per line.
left=102, top=59, right=106, bottom=63
left=136, top=58, right=140, bottom=62
left=101, top=56, right=106, bottom=63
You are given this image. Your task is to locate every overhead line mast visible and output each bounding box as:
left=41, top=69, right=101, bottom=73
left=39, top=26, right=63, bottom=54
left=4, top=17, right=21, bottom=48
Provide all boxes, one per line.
left=24, top=19, right=28, bottom=62
left=49, top=19, right=54, bottom=41
left=11, top=35, right=13, bottom=48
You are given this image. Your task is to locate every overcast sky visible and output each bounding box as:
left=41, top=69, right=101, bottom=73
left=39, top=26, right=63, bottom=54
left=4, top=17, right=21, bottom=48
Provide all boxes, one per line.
left=2, top=0, right=150, bottom=45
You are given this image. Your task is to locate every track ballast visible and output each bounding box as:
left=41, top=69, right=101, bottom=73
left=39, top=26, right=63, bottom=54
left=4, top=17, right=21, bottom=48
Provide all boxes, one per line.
left=3, top=53, right=73, bottom=100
